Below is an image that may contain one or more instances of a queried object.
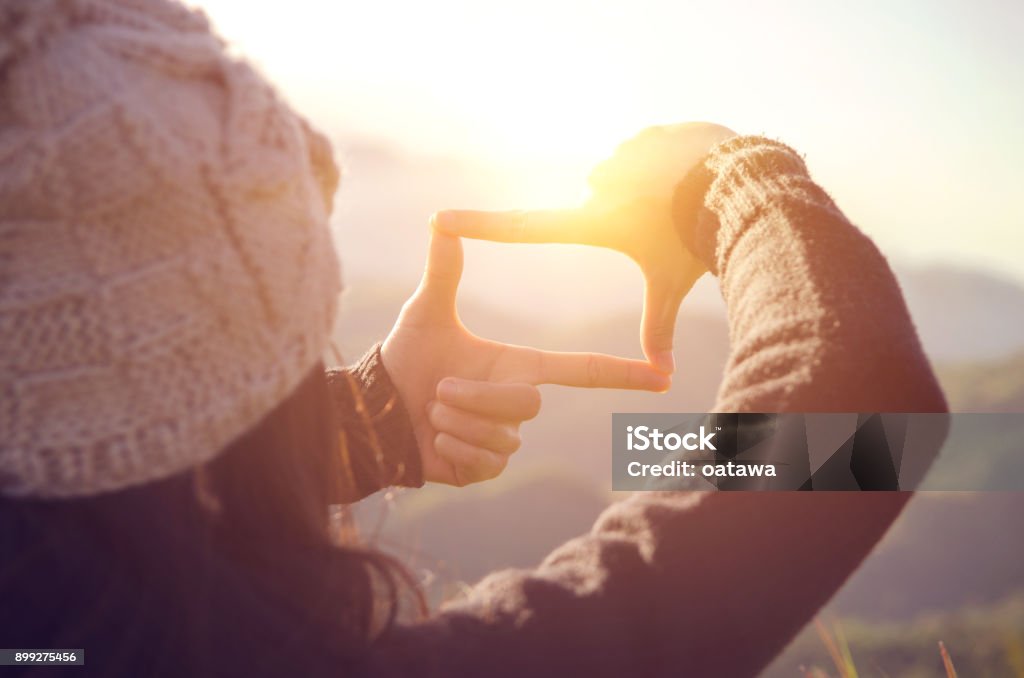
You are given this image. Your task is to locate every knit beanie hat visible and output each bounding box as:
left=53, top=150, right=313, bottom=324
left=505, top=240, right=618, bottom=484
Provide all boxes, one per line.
left=0, top=0, right=343, bottom=498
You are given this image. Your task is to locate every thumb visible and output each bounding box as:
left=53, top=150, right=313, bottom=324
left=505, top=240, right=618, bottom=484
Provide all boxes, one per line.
left=415, top=225, right=464, bottom=314
left=641, top=274, right=687, bottom=374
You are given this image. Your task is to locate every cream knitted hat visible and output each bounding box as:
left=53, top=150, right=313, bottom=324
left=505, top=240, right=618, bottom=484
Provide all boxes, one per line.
left=0, top=0, right=342, bottom=498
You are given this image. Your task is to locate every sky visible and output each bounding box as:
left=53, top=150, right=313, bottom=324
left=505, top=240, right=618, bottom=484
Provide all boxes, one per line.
left=191, top=0, right=1024, bottom=285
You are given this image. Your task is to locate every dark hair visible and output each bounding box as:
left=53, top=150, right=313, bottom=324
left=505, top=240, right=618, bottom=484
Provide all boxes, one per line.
left=0, top=364, right=422, bottom=677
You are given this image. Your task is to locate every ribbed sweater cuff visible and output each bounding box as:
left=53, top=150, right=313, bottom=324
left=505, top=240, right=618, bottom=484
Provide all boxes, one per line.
left=672, top=136, right=810, bottom=276
left=325, top=344, right=424, bottom=499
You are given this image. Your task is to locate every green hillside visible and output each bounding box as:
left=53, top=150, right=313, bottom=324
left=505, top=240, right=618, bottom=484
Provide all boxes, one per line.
left=764, top=591, right=1024, bottom=678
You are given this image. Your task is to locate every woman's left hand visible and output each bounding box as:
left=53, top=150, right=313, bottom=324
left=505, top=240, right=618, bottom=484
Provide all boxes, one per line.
left=434, top=122, right=737, bottom=375
left=381, top=225, right=671, bottom=487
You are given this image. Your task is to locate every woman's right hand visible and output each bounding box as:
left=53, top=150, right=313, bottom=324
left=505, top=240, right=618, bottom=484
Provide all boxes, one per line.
left=381, top=229, right=671, bottom=487
left=434, top=122, right=736, bottom=375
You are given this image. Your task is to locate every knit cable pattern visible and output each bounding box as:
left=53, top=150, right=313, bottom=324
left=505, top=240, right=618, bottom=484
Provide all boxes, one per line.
left=0, top=0, right=342, bottom=498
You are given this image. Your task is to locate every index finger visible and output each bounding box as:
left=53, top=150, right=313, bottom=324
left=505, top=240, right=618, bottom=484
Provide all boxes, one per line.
left=433, top=209, right=612, bottom=248
left=510, top=347, right=672, bottom=392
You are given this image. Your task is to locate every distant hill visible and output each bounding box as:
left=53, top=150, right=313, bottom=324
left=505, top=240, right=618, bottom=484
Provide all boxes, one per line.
left=896, top=265, right=1024, bottom=363
left=829, top=492, right=1024, bottom=620
left=335, top=263, right=1024, bottom=370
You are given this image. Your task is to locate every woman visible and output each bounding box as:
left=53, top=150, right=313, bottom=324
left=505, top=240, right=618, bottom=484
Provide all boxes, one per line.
left=0, top=1, right=946, bottom=676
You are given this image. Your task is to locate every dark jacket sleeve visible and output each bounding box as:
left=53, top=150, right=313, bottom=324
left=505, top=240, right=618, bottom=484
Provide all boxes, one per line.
left=325, top=344, right=424, bottom=502
left=673, top=136, right=947, bottom=414
left=366, top=137, right=948, bottom=677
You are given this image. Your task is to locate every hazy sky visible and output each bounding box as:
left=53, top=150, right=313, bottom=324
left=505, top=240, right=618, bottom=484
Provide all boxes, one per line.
left=192, top=0, right=1023, bottom=284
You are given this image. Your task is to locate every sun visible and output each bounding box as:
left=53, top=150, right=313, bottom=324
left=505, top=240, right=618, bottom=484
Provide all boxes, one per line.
left=190, top=0, right=656, bottom=170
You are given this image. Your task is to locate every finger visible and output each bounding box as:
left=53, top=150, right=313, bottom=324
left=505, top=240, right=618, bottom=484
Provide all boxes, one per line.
left=512, top=348, right=671, bottom=392
left=427, top=401, right=521, bottom=455
left=416, top=227, right=463, bottom=312
left=434, top=432, right=508, bottom=486
left=641, top=275, right=688, bottom=374
left=436, top=379, right=542, bottom=421
left=433, top=209, right=614, bottom=248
